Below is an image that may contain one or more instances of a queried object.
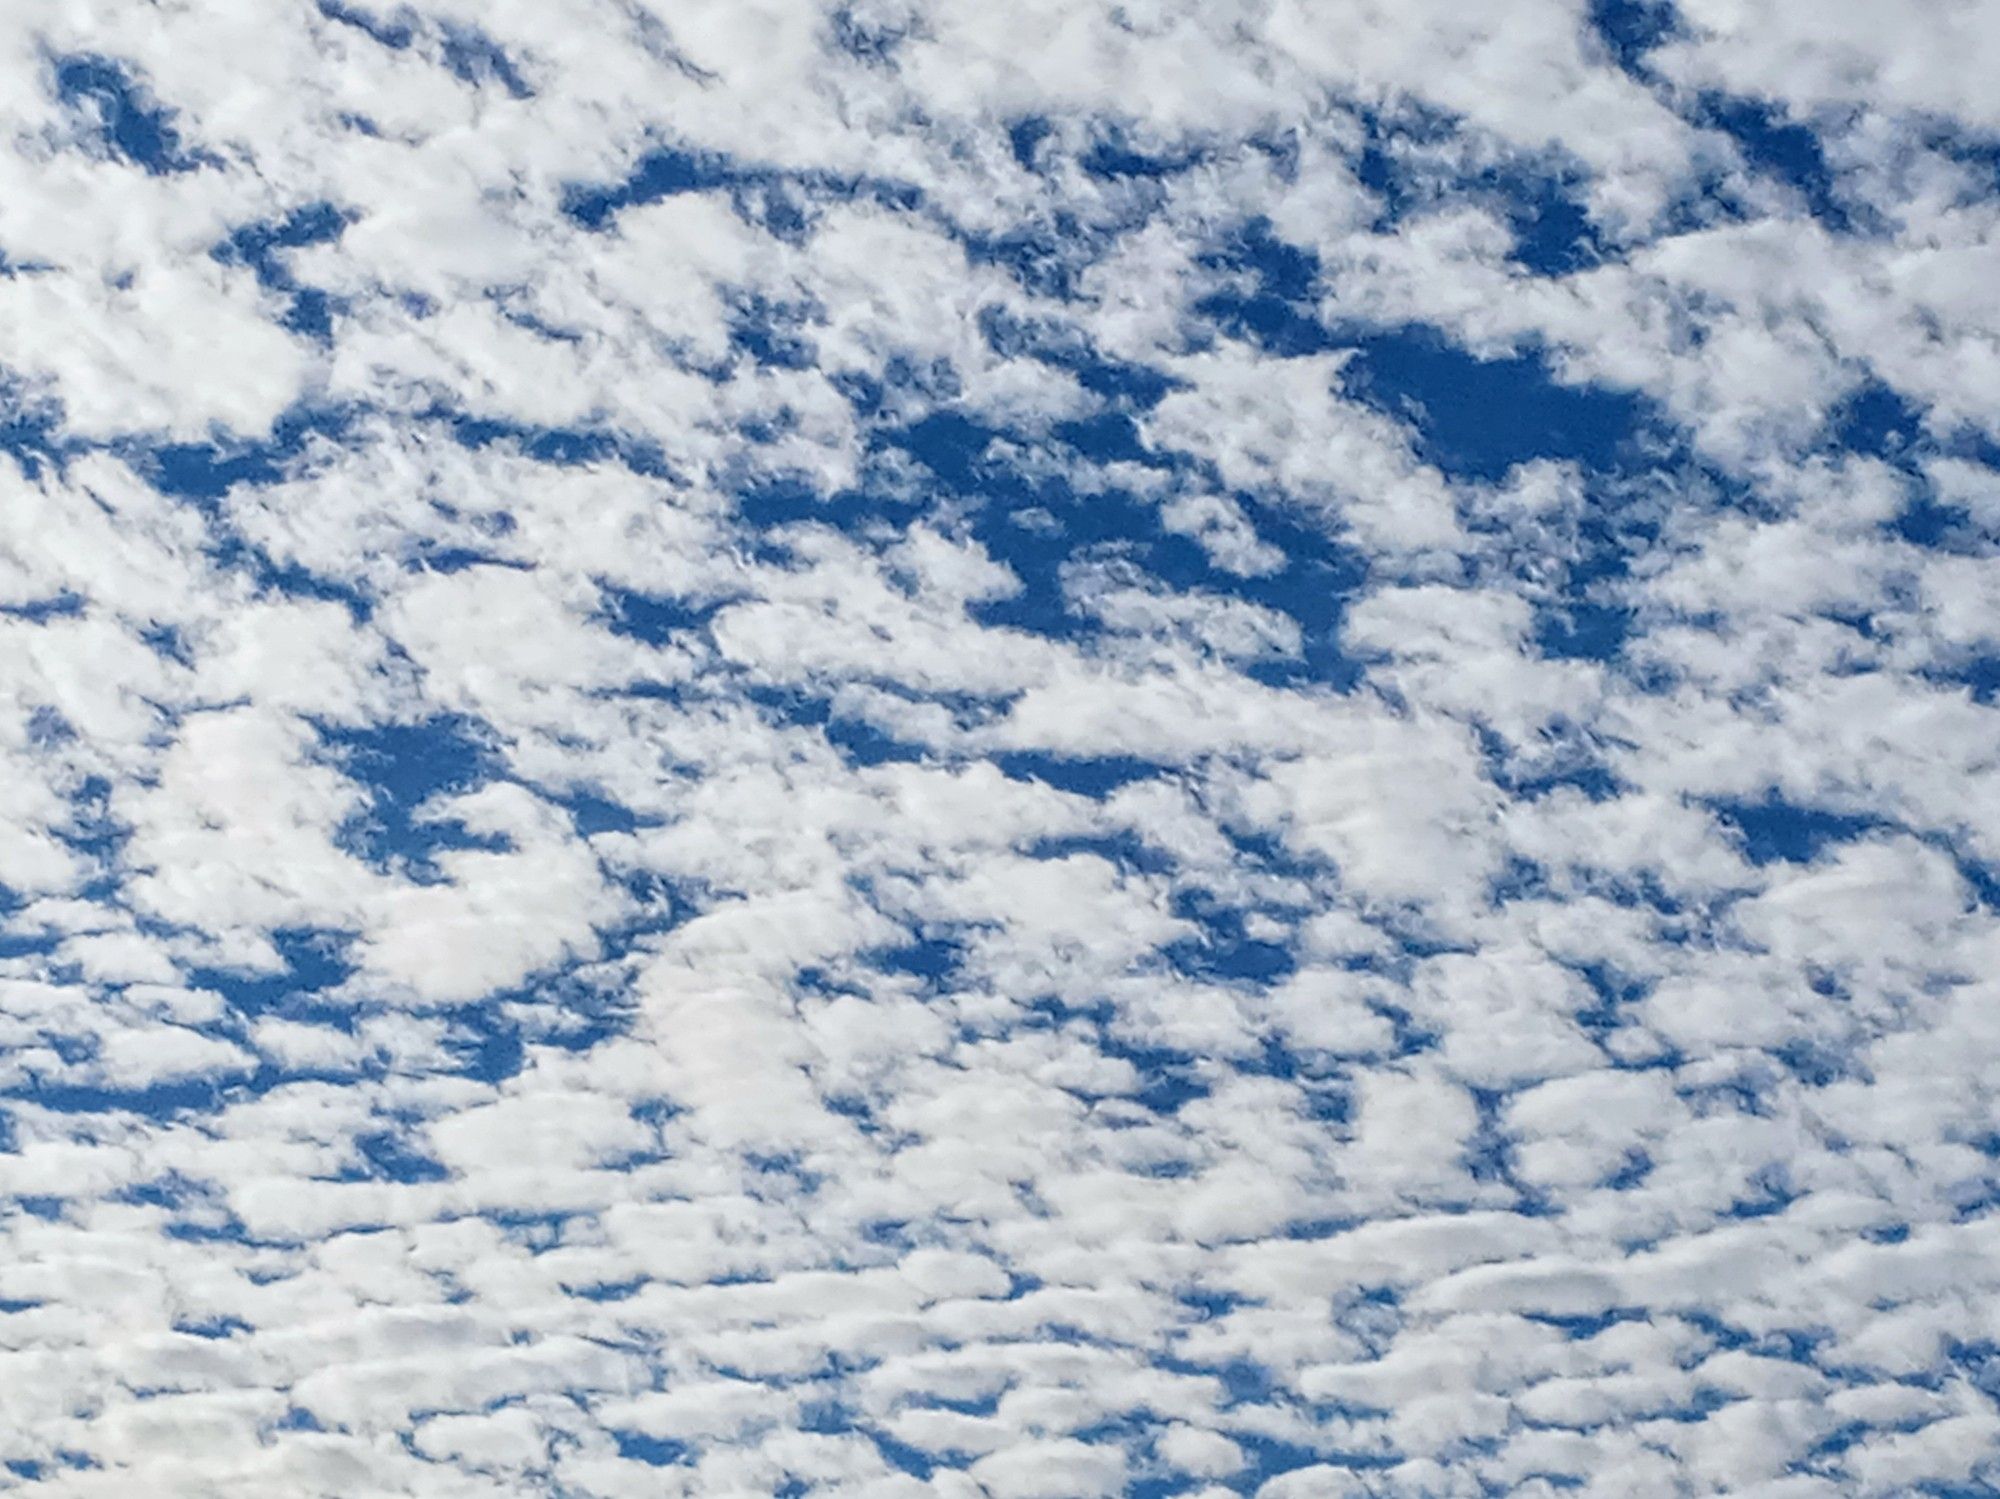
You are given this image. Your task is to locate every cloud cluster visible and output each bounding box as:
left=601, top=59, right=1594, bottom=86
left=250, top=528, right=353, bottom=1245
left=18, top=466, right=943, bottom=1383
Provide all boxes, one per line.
left=3, top=0, right=2000, bottom=1494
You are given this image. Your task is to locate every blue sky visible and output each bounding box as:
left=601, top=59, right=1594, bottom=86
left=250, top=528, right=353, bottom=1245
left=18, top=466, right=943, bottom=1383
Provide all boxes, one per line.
left=3, top=1, right=2000, bottom=1494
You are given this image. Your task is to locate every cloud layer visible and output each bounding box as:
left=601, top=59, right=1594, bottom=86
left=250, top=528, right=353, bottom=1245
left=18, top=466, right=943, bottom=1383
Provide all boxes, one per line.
left=4, top=1, right=2000, bottom=1494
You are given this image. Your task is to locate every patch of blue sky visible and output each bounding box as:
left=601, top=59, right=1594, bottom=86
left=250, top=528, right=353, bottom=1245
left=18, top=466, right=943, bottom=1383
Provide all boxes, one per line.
left=319, top=716, right=506, bottom=880
left=727, top=291, right=823, bottom=372
left=988, top=750, right=1160, bottom=796
left=1338, top=328, right=1654, bottom=482
left=1187, top=218, right=1666, bottom=669
left=1908, top=122, right=2000, bottom=206
left=437, top=21, right=534, bottom=97
left=595, top=585, right=722, bottom=645
left=49, top=774, right=126, bottom=876
left=127, top=403, right=361, bottom=503
left=0, top=594, right=85, bottom=625
left=855, top=932, right=963, bottom=984
left=1193, top=217, right=1332, bottom=358
left=1163, top=895, right=1296, bottom=985
left=1352, top=103, right=1608, bottom=273
left=612, top=1431, right=691, bottom=1467
left=874, top=392, right=1369, bottom=689
left=1936, top=653, right=2000, bottom=705
left=211, top=202, right=351, bottom=341
left=0, top=377, right=67, bottom=477
left=560, top=141, right=921, bottom=238
left=976, top=304, right=1182, bottom=408
left=1077, top=127, right=1209, bottom=184
left=1695, top=92, right=1862, bottom=233
left=51, top=54, right=210, bottom=174
left=188, top=928, right=355, bottom=1020
left=1586, top=0, right=1680, bottom=75
left=341, top=1128, right=452, bottom=1184
left=1711, top=796, right=1883, bottom=865
left=315, top=1, right=533, bottom=96
left=442, top=408, right=673, bottom=476
left=4, top=1074, right=233, bottom=1120
left=959, top=210, right=1128, bottom=301
left=315, top=0, right=417, bottom=49
left=749, top=685, right=930, bottom=768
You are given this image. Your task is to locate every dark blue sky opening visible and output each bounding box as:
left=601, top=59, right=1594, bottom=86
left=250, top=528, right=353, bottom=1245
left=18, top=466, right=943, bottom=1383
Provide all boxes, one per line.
left=52, top=55, right=207, bottom=175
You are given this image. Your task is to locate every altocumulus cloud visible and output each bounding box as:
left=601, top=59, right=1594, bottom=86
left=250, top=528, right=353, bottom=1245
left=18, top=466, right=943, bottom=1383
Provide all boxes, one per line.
left=3, top=0, right=2000, bottom=1494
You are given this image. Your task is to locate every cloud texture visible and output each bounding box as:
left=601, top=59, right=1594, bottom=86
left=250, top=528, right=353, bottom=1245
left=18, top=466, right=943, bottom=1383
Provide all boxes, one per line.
left=4, top=1, right=2000, bottom=1493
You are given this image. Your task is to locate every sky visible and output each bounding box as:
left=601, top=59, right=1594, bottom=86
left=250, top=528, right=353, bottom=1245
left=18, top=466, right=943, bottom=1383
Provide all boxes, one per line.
left=3, top=1, right=2000, bottom=1495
